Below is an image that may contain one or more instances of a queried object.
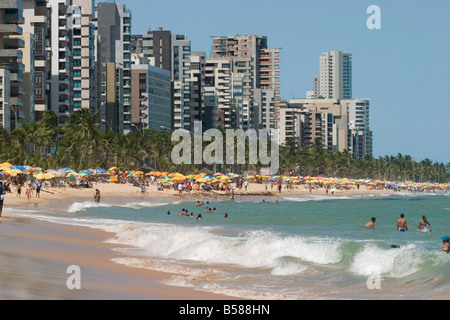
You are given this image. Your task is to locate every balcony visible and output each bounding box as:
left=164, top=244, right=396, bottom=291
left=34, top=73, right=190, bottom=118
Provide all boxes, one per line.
left=10, top=85, right=25, bottom=96
left=0, top=24, right=22, bottom=35
left=10, top=96, right=23, bottom=107
left=3, top=11, right=25, bottom=24
left=3, top=38, right=25, bottom=49
left=0, top=49, right=22, bottom=58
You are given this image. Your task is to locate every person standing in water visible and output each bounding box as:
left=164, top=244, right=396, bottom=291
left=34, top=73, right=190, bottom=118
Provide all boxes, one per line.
left=441, top=236, right=450, bottom=253
left=418, top=215, right=431, bottom=232
left=397, top=213, right=408, bottom=232
left=366, top=217, right=376, bottom=228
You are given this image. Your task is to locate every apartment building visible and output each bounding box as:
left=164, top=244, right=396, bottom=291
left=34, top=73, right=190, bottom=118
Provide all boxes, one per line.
left=212, top=35, right=281, bottom=128
left=347, top=98, right=373, bottom=158
left=316, top=51, right=352, bottom=99
left=131, top=61, right=171, bottom=131
left=71, top=0, right=97, bottom=112
left=277, top=98, right=372, bottom=158
left=48, top=0, right=72, bottom=127
left=22, top=0, right=49, bottom=122
left=204, top=57, right=232, bottom=128
left=95, top=1, right=132, bottom=133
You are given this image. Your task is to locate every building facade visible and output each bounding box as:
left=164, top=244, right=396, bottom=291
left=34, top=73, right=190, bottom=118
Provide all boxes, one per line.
left=95, top=1, right=132, bottom=133
left=0, top=0, right=26, bottom=131
left=316, top=51, right=352, bottom=99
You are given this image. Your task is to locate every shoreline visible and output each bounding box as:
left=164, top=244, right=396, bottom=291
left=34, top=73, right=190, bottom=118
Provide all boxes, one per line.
left=0, top=211, right=239, bottom=300
left=0, top=182, right=446, bottom=300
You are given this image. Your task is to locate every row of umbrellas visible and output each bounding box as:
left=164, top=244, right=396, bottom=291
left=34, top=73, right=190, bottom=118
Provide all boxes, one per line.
left=1, top=162, right=448, bottom=188
left=244, top=174, right=449, bottom=189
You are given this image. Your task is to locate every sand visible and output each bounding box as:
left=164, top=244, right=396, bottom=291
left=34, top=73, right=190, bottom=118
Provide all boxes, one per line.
left=0, top=181, right=394, bottom=300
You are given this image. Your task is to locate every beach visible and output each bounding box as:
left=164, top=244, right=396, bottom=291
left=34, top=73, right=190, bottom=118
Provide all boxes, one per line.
left=1, top=182, right=248, bottom=300
left=1, top=181, right=449, bottom=300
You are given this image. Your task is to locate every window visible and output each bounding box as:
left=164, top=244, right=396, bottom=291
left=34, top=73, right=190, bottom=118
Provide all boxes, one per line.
left=74, top=80, right=81, bottom=88
left=73, top=49, right=81, bottom=56
left=73, top=91, right=81, bottom=98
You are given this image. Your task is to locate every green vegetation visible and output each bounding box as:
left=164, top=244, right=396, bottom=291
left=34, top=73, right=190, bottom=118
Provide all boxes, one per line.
left=0, top=110, right=448, bottom=183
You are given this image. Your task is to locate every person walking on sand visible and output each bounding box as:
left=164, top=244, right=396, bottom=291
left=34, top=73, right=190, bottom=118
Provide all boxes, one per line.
left=397, top=213, right=408, bottom=232
left=16, top=184, right=21, bottom=198
left=366, top=217, right=376, bottom=228
left=418, top=215, right=431, bottom=232
left=0, top=182, right=5, bottom=217
left=36, top=180, right=42, bottom=198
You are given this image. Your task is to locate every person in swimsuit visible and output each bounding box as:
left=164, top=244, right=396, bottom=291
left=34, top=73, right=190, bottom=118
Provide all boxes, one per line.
left=397, top=213, right=408, bottom=231
left=441, top=236, right=450, bottom=253
left=418, top=215, right=431, bottom=232
left=366, top=217, right=376, bottom=228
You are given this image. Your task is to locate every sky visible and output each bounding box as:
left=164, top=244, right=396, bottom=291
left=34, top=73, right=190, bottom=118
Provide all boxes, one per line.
left=124, top=0, right=450, bottom=163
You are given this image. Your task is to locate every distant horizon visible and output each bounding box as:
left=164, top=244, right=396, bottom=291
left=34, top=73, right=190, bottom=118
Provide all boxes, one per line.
left=124, top=0, right=450, bottom=163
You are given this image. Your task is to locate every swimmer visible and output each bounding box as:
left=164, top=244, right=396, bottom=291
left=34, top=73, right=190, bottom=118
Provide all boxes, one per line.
left=365, top=217, right=376, bottom=228
left=441, top=236, right=450, bottom=253
left=418, top=215, right=431, bottom=232
left=397, top=213, right=408, bottom=232
left=211, top=207, right=216, bottom=213
left=197, top=214, right=203, bottom=220
left=224, top=213, right=228, bottom=218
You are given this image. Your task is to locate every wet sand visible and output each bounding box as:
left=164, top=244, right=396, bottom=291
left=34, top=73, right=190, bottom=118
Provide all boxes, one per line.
left=0, top=214, right=238, bottom=300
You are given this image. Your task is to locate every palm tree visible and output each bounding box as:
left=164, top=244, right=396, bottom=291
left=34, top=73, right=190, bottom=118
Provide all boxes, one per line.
left=61, top=108, right=100, bottom=171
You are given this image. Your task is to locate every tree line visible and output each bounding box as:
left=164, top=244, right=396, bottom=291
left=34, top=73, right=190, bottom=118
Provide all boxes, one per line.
left=0, top=109, right=448, bottom=183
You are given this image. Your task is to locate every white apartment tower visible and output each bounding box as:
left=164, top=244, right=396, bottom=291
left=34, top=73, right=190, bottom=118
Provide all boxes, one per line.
left=317, top=51, right=352, bottom=99
left=71, top=0, right=97, bottom=112
left=48, top=0, right=72, bottom=127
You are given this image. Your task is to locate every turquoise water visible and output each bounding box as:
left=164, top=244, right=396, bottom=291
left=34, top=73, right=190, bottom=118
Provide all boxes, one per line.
left=13, top=192, right=450, bottom=299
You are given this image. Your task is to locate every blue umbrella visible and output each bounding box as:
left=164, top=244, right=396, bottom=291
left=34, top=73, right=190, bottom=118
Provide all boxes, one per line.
left=10, top=165, right=26, bottom=171
left=203, top=175, right=213, bottom=179
left=61, top=167, right=75, bottom=172
left=94, top=168, right=107, bottom=175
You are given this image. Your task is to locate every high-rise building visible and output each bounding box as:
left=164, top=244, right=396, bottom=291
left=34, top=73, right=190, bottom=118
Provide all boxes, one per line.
left=0, top=0, right=25, bottom=131
left=347, top=98, right=373, bottom=159
left=131, top=59, right=171, bottom=131
left=277, top=98, right=372, bottom=158
left=22, top=0, right=50, bottom=122
left=211, top=35, right=281, bottom=128
left=171, top=33, right=192, bottom=131
left=204, top=57, right=232, bottom=128
left=316, top=51, right=352, bottom=99
left=95, top=1, right=132, bottom=133
left=71, top=0, right=97, bottom=113
left=48, top=0, right=72, bottom=127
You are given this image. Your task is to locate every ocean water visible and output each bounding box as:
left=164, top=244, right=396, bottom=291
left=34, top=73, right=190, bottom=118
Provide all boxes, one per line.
left=10, top=192, right=450, bottom=300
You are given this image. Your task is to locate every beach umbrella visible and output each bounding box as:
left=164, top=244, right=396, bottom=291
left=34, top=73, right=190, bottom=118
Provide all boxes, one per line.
left=94, top=168, right=107, bottom=175
left=66, top=172, right=77, bottom=178
left=80, top=169, right=94, bottom=175
left=10, top=165, right=26, bottom=172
